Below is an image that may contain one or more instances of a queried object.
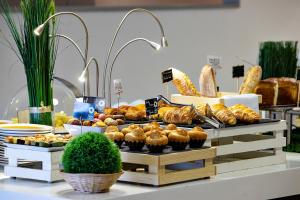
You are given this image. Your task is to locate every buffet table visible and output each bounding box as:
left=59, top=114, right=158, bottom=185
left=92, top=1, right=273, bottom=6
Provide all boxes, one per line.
left=1, top=152, right=300, bottom=200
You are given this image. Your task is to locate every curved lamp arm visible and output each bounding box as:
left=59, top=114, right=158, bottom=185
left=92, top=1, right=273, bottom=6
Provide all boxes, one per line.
left=103, top=8, right=168, bottom=98
left=79, top=57, right=100, bottom=97
left=50, top=34, right=85, bottom=62
left=108, top=38, right=161, bottom=107
left=34, top=12, right=90, bottom=96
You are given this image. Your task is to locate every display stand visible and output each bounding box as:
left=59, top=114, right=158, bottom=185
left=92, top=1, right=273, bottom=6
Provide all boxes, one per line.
left=119, top=147, right=216, bottom=186
left=4, top=146, right=63, bottom=182
left=204, top=120, right=287, bottom=173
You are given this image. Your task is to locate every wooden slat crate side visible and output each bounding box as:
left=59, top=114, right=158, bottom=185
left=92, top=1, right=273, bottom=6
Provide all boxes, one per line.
left=209, top=120, right=286, bottom=139
left=216, top=137, right=286, bottom=156
left=119, top=171, right=159, bottom=185
left=159, top=148, right=216, bottom=165
left=5, top=148, right=52, bottom=163
left=121, top=152, right=159, bottom=165
left=216, top=153, right=286, bottom=174
left=4, top=166, right=62, bottom=182
left=159, top=165, right=216, bottom=185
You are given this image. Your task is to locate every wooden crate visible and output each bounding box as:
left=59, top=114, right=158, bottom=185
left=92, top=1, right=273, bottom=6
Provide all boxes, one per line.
left=119, top=147, right=216, bottom=186
left=4, top=146, right=63, bottom=182
left=171, top=92, right=262, bottom=106
left=204, top=120, right=287, bottom=174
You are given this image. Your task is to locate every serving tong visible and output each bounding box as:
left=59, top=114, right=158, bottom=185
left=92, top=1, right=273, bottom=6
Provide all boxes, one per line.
left=157, top=95, right=224, bottom=129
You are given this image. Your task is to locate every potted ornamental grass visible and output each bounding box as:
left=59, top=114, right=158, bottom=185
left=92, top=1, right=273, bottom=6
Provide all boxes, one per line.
left=62, top=132, right=122, bottom=193
left=1, top=0, right=58, bottom=125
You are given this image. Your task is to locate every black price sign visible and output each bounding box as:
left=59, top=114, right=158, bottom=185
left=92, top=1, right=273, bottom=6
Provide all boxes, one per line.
left=83, top=96, right=105, bottom=113
left=145, top=98, right=159, bottom=116
left=161, top=69, right=173, bottom=83
left=232, top=65, right=245, bottom=78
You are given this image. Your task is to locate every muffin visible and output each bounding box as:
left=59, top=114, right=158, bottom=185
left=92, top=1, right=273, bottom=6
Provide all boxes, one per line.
left=146, top=130, right=168, bottom=153
left=143, top=122, right=161, bottom=132
left=105, top=125, right=119, bottom=133
left=162, top=124, right=177, bottom=136
left=188, top=127, right=207, bottom=148
left=122, top=124, right=143, bottom=136
left=125, top=128, right=146, bottom=151
left=105, top=131, right=124, bottom=148
left=168, top=129, right=190, bottom=151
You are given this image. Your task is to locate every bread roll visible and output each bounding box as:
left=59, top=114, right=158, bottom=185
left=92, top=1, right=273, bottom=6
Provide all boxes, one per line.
left=163, top=106, right=194, bottom=125
left=254, top=80, right=278, bottom=106
left=199, top=65, right=217, bottom=97
left=239, top=66, right=262, bottom=94
left=171, top=68, right=200, bottom=96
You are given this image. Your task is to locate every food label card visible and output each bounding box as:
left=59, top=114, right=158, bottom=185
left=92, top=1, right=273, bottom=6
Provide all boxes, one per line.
left=73, top=102, right=95, bottom=120
left=145, top=98, right=159, bottom=116
left=161, top=69, right=173, bottom=83
left=232, top=65, right=245, bottom=78
left=83, top=96, right=105, bottom=113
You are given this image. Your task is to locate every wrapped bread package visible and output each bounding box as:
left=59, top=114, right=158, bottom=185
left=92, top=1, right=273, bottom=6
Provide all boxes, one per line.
left=171, top=68, right=200, bottom=96
left=199, top=65, right=218, bottom=97
left=239, top=65, right=262, bottom=94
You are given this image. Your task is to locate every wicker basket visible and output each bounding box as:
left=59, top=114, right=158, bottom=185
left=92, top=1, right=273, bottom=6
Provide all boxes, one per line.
left=62, top=171, right=123, bottom=193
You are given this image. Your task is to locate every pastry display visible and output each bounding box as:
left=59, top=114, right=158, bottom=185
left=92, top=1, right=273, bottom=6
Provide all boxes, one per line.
left=199, top=64, right=217, bottom=97
left=239, top=65, right=262, bottom=94
left=168, top=128, right=190, bottom=150
left=229, top=104, right=260, bottom=123
left=188, top=126, right=207, bottom=148
left=211, top=104, right=237, bottom=125
left=5, top=134, right=72, bottom=147
left=104, top=131, right=125, bottom=148
left=146, top=129, right=168, bottom=153
left=124, top=127, right=146, bottom=151
left=163, top=106, right=195, bottom=125
left=171, top=68, right=200, bottom=96
left=254, top=80, right=278, bottom=106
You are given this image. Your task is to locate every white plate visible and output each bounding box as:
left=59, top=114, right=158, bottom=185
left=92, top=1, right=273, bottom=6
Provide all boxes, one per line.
left=0, top=124, right=53, bottom=132
left=0, top=120, right=12, bottom=125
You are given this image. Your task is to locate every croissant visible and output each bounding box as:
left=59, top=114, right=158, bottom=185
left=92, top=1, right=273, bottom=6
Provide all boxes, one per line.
left=163, top=106, right=194, bottom=125
left=196, top=104, right=213, bottom=118
left=211, top=104, right=237, bottom=125
left=228, top=104, right=260, bottom=123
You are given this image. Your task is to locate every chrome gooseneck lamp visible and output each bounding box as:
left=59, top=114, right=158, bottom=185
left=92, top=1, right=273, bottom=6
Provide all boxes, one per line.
left=33, top=12, right=91, bottom=96
left=103, top=8, right=168, bottom=100
left=107, top=38, right=161, bottom=107
left=79, top=57, right=100, bottom=97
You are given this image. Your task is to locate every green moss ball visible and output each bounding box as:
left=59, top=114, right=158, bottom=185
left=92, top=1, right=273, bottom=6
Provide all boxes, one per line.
left=62, top=132, right=122, bottom=174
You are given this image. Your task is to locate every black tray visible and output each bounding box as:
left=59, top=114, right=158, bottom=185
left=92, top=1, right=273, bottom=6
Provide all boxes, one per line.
left=162, top=118, right=281, bottom=129
left=120, top=145, right=209, bottom=156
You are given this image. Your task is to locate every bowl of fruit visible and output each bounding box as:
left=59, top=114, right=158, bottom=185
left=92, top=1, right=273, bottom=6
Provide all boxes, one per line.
left=64, top=112, right=126, bottom=136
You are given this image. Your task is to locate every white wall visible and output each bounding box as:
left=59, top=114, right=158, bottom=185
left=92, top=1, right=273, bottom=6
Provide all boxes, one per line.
left=0, top=0, right=300, bottom=117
